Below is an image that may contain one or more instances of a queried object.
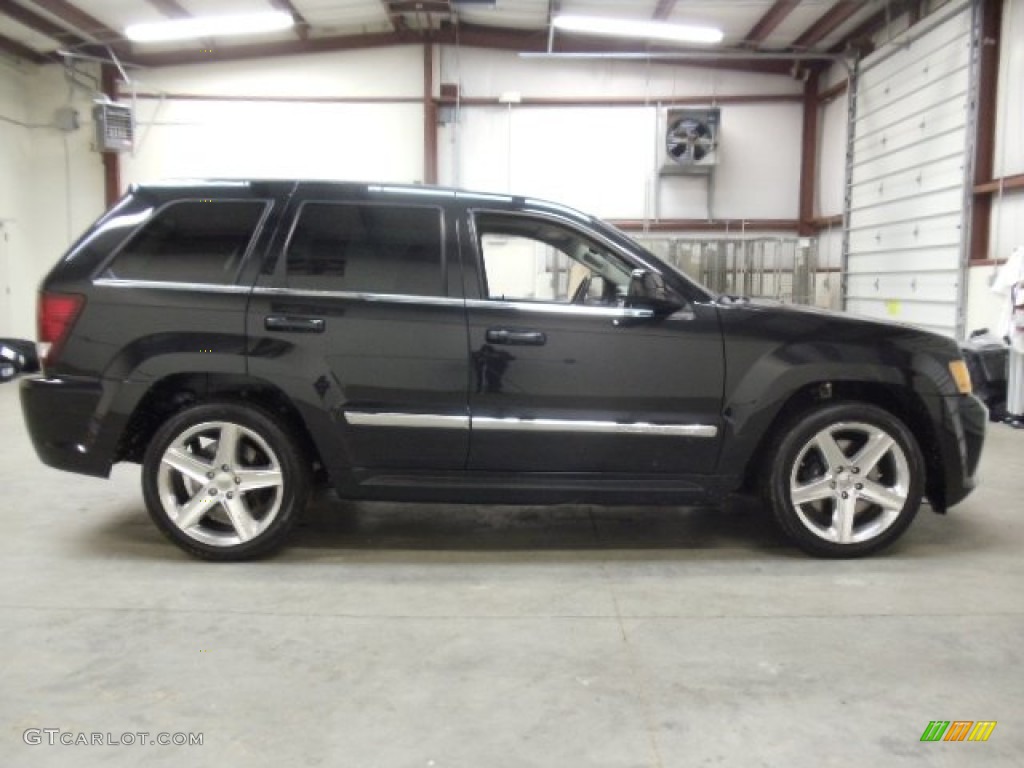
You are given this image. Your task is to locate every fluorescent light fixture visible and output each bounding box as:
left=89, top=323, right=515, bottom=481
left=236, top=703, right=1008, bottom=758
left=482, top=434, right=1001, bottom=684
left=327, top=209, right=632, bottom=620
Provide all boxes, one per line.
left=552, top=14, right=723, bottom=45
left=125, top=11, right=294, bottom=43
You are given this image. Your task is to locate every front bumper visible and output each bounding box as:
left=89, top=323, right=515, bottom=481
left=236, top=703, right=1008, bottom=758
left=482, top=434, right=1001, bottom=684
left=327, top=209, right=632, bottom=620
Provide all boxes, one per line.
left=929, top=392, right=987, bottom=510
left=20, top=376, right=113, bottom=478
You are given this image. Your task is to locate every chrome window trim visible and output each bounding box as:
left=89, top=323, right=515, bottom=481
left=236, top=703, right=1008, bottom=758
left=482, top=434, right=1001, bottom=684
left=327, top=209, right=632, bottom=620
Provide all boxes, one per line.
left=345, top=412, right=470, bottom=429
left=92, top=278, right=252, bottom=294
left=464, top=299, right=654, bottom=319
left=249, top=287, right=653, bottom=317
left=251, top=286, right=465, bottom=308
left=472, top=417, right=717, bottom=438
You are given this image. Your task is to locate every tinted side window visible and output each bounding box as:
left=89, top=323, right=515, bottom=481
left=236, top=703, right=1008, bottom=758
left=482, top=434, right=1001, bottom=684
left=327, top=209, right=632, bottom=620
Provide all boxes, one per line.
left=102, top=200, right=267, bottom=283
left=285, top=203, right=443, bottom=296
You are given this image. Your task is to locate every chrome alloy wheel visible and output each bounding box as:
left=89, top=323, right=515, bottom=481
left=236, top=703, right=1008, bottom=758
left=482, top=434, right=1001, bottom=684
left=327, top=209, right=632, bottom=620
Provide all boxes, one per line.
left=156, top=420, right=284, bottom=547
left=788, top=421, right=911, bottom=545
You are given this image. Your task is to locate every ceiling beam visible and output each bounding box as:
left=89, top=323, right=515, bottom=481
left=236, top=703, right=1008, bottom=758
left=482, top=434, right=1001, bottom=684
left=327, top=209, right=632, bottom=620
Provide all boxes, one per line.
left=0, top=0, right=86, bottom=48
left=267, top=0, right=310, bottom=39
left=130, top=29, right=416, bottom=67
left=446, top=23, right=795, bottom=72
left=652, top=0, right=677, bottom=21
left=0, top=31, right=48, bottom=63
left=23, top=0, right=121, bottom=44
left=146, top=0, right=191, bottom=18
left=389, top=1, right=451, bottom=12
left=742, top=0, right=800, bottom=46
left=791, top=1, right=862, bottom=50
left=379, top=0, right=404, bottom=32
left=128, top=22, right=794, bottom=75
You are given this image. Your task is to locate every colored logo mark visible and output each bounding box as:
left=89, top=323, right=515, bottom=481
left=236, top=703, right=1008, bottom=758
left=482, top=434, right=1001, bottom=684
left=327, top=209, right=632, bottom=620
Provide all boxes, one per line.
left=920, top=721, right=996, bottom=742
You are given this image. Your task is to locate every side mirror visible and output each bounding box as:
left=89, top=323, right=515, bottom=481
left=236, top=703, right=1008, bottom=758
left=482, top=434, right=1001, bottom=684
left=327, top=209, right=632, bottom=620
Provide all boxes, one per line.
left=626, top=269, right=684, bottom=316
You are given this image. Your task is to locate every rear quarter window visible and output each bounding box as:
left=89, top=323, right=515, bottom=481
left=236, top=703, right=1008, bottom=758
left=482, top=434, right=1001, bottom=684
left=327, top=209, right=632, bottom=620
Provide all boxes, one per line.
left=100, top=199, right=268, bottom=283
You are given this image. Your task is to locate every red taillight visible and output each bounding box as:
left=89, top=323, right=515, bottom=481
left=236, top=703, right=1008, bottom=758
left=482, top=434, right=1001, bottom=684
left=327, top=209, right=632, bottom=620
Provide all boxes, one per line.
left=37, top=292, right=85, bottom=368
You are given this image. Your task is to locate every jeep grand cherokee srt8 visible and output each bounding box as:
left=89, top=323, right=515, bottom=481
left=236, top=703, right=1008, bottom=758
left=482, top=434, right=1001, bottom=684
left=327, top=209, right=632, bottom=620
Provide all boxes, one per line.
left=21, top=181, right=986, bottom=560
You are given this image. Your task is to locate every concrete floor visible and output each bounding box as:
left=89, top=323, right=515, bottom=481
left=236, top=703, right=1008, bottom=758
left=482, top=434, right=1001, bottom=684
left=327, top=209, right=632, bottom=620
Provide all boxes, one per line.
left=0, top=381, right=1022, bottom=767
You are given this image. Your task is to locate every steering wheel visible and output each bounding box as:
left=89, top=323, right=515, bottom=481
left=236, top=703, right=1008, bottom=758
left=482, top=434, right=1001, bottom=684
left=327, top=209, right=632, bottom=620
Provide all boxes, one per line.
left=570, top=275, right=592, bottom=305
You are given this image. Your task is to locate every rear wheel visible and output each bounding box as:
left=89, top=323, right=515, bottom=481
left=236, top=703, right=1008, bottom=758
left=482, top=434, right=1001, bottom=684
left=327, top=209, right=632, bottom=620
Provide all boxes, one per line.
left=142, top=402, right=309, bottom=560
left=763, top=402, right=924, bottom=557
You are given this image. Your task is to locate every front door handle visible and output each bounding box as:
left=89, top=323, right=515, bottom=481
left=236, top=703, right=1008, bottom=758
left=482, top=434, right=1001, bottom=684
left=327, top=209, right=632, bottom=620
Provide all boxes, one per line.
left=486, top=328, right=547, bottom=346
left=265, top=315, right=325, bottom=333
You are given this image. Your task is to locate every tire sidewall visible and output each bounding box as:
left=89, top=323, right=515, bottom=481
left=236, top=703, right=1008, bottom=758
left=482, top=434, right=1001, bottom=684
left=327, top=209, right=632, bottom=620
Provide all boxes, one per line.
left=765, top=402, right=925, bottom=558
left=142, top=402, right=308, bottom=560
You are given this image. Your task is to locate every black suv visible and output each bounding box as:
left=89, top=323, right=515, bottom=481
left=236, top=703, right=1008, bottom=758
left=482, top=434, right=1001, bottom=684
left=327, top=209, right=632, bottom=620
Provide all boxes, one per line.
left=21, top=180, right=986, bottom=560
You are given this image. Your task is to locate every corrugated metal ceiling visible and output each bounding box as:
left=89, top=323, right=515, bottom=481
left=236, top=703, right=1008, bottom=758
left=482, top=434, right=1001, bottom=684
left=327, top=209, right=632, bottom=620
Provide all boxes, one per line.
left=0, top=1, right=907, bottom=69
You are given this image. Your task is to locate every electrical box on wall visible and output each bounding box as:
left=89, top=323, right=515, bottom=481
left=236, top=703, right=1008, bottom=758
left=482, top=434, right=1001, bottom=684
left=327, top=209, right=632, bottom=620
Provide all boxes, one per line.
left=92, top=102, right=134, bottom=153
left=662, top=107, right=720, bottom=173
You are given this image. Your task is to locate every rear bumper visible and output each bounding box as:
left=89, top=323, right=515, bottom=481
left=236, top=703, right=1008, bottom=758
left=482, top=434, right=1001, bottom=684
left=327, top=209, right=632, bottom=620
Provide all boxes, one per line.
left=930, top=393, right=987, bottom=510
left=20, top=376, right=113, bottom=478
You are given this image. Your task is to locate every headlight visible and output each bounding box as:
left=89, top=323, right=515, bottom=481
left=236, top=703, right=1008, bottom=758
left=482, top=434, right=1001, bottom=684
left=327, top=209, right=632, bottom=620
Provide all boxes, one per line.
left=948, top=359, right=973, bottom=395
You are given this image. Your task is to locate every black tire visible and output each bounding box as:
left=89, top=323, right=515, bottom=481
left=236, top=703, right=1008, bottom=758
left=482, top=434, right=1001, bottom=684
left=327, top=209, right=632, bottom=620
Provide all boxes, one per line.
left=142, top=402, right=309, bottom=561
left=762, top=402, right=925, bottom=558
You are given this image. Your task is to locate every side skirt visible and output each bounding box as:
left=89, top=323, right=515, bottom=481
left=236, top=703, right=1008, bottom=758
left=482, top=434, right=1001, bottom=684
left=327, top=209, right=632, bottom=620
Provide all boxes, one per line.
left=332, top=469, right=739, bottom=506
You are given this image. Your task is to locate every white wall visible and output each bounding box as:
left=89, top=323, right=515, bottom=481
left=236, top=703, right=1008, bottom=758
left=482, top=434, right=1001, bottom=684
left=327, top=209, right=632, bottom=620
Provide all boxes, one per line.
left=0, top=59, right=102, bottom=338
left=121, top=47, right=425, bottom=185
left=438, top=48, right=804, bottom=220
left=0, top=60, right=31, bottom=337
left=817, top=90, right=847, bottom=219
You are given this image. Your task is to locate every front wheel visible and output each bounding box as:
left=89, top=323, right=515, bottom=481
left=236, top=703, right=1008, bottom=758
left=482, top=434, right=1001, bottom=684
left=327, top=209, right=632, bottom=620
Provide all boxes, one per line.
left=142, top=402, right=309, bottom=561
left=763, top=402, right=925, bottom=558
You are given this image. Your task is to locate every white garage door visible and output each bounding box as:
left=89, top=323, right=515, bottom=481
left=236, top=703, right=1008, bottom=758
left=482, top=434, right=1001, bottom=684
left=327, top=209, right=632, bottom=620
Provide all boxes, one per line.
left=843, top=0, right=978, bottom=338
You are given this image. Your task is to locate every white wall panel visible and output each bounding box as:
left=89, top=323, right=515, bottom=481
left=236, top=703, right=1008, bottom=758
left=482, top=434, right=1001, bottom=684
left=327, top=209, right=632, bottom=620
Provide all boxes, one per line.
left=854, top=90, right=969, bottom=160
left=671, top=102, right=803, bottom=220
left=849, top=187, right=964, bottom=229
left=128, top=47, right=423, bottom=100
left=848, top=213, right=963, bottom=255
left=446, top=100, right=802, bottom=221
left=510, top=107, right=654, bottom=217
left=0, top=62, right=30, bottom=337
left=857, top=10, right=971, bottom=91
left=994, top=0, right=1024, bottom=177
left=850, top=128, right=966, bottom=187
left=817, top=90, right=848, bottom=217
left=446, top=106, right=654, bottom=218
left=850, top=153, right=964, bottom=209
left=0, top=63, right=102, bottom=338
left=816, top=227, right=844, bottom=270
left=123, top=100, right=423, bottom=185
left=844, top=0, right=974, bottom=338
left=843, top=245, right=960, bottom=275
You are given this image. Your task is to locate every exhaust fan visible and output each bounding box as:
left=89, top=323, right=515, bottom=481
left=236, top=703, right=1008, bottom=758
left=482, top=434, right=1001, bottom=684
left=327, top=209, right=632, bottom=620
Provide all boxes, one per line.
left=664, top=108, right=720, bottom=168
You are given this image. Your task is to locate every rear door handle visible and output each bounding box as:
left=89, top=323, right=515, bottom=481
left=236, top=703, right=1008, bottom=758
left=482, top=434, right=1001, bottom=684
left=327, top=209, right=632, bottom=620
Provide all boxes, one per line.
left=265, top=315, right=325, bottom=333
left=486, top=328, right=547, bottom=346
